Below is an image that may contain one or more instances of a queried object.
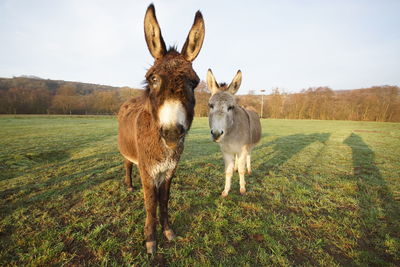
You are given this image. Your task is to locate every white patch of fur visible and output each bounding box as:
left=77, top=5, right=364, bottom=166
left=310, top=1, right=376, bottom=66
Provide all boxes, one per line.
left=150, top=158, right=177, bottom=188
left=158, top=100, right=187, bottom=128
left=146, top=241, right=156, bottom=254
left=164, top=229, right=175, bottom=241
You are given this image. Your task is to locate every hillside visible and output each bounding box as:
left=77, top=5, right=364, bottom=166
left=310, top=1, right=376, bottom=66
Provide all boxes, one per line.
left=0, top=76, right=142, bottom=114
left=0, top=76, right=122, bottom=95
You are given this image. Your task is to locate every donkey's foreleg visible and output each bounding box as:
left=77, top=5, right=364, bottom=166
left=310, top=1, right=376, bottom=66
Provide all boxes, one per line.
left=141, top=172, right=158, bottom=254
left=159, top=171, right=175, bottom=241
left=222, top=153, right=235, bottom=197
left=238, top=151, right=248, bottom=194
left=124, top=159, right=134, bottom=191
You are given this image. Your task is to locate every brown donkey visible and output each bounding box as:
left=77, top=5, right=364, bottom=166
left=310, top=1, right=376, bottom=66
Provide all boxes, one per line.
left=118, top=4, right=205, bottom=254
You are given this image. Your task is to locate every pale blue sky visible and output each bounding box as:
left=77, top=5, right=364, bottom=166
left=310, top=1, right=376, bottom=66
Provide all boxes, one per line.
left=1, top=0, right=399, bottom=94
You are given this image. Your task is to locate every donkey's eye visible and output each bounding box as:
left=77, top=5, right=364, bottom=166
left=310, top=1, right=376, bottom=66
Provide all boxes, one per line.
left=149, top=74, right=162, bottom=91
left=150, top=75, right=158, bottom=83
left=228, top=105, right=234, bottom=111
left=190, top=80, right=198, bottom=90
left=208, top=103, right=214, bottom=109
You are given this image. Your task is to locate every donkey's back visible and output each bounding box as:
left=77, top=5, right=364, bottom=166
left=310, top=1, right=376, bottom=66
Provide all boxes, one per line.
left=245, top=107, right=261, bottom=145
left=228, top=106, right=261, bottom=149
left=117, top=96, right=146, bottom=164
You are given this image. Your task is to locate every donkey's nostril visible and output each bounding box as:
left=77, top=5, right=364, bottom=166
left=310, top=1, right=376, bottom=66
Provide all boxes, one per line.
left=177, top=124, right=185, bottom=133
left=177, top=124, right=186, bottom=137
left=211, top=130, right=223, bottom=140
left=160, top=124, right=186, bottom=146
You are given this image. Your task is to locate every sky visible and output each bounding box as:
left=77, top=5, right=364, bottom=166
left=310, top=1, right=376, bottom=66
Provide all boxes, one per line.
left=0, top=0, right=399, bottom=94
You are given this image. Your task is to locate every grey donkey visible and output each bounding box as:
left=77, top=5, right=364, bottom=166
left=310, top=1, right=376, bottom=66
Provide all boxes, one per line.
left=207, top=69, right=261, bottom=197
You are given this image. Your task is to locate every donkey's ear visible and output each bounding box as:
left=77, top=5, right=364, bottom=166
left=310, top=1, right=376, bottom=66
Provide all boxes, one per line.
left=227, top=70, right=242, bottom=95
left=181, top=11, right=205, bottom=62
left=144, top=4, right=167, bottom=60
left=206, top=69, right=219, bottom=95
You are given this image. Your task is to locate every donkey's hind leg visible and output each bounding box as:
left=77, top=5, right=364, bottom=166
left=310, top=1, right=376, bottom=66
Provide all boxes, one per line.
left=246, top=154, right=252, bottom=175
left=234, top=154, right=238, bottom=172
left=238, top=151, right=247, bottom=195
left=245, top=145, right=253, bottom=174
left=124, top=159, right=134, bottom=192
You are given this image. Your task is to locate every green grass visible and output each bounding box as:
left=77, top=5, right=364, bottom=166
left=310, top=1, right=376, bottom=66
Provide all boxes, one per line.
left=1, top=115, right=399, bottom=266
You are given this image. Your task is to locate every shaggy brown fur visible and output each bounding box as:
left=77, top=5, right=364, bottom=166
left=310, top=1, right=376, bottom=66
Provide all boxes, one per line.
left=117, top=4, right=205, bottom=254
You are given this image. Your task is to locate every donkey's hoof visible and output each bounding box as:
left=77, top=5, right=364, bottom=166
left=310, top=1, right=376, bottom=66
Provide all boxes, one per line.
left=221, top=191, right=229, bottom=197
left=240, top=188, right=246, bottom=195
left=248, top=170, right=252, bottom=175
left=164, top=229, right=176, bottom=241
left=127, top=187, right=134, bottom=192
left=146, top=241, right=157, bottom=254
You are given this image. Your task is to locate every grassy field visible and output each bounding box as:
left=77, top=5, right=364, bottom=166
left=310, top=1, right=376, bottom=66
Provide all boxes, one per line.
left=0, top=115, right=399, bottom=266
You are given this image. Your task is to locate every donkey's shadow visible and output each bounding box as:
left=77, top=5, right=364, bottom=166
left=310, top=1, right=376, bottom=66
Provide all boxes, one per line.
left=252, top=132, right=331, bottom=174
left=343, top=133, right=400, bottom=264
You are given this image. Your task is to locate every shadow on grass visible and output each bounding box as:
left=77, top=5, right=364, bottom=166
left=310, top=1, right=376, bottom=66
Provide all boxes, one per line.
left=0, top=152, right=123, bottom=219
left=0, top=153, right=127, bottom=265
left=0, top=130, right=116, bottom=183
left=176, top=132, right=333, bottom=221
left=344, top=133, right=400, bottom=265
left=0, top=150, right=71, bottom=182
left=253, top=133, right=331, bottom=173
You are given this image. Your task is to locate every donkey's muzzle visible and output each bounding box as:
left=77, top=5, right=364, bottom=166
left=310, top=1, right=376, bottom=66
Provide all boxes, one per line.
left=211, top=130, right=224, bottom=142
left=160, top=124, right=186, bottom=148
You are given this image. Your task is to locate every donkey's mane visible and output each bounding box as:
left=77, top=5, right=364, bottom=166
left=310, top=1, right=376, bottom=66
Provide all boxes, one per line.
left=167, top=46, right=178, bottom=53
left=217, top=82, right=230, bottom=91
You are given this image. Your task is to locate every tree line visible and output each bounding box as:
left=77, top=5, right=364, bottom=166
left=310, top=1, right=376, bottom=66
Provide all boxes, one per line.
left=237, top=86, right=400, bottom=122
left=195, top=83, right=400, bottom=122
left=0, top=77, right=399, bottom=122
